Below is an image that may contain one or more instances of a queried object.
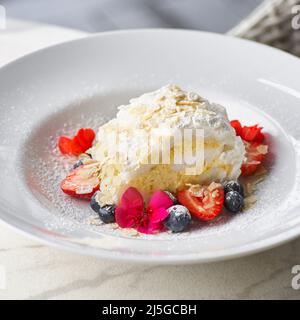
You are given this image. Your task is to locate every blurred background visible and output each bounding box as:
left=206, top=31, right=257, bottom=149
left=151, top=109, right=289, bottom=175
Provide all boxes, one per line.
left=2, top=0, right=263, bottom=33
left=1, top=1, right=300, bottom=56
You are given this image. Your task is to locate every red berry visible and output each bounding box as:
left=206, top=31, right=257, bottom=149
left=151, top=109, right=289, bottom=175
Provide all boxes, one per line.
left=241, top=125, right=264, bottom=143
left=60, top=164, right=100, bottom=199
left=230, top=120, right=268, bottom=176
left=241, top=141, right=268, bottom=176
left=177, top=183, right=224, bottom=221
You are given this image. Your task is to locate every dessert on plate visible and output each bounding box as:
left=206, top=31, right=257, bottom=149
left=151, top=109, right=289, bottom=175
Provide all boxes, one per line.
left=58, top=85, right=268, bottom=234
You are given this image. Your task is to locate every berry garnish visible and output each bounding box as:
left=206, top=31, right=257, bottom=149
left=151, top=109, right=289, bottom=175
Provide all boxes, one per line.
left=230, top=120, right=268, bottom=176
left=163, top=205, right=191, bottom=233
left=177, top=182, right=224, bottom=221
left=90, top=191, right=101, bottom=212
left=230, top=120, right=264, bottom=143
left=98, top=205, right=116, bottom=223
left=58, top=128, right=95, bottom=156
left=242, top=141, right=268, bottom=176
left=224, top=181, right=244, bottom=197
left=90, top=192, right=116, bottom=223
left=60, top=163, right=100, bottom=199
left=224, top=191, right=244, bottom=213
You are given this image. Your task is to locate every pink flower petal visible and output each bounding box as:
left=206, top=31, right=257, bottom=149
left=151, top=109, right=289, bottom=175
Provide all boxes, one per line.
left=115, top=187, right=145, bottom=229
left=136, top=224, right=151, bottom=234
left=148, top=191, right=173, bottom=211
left=115, top=207, right=137, bottom=228
left=149, top=221, right=165, bottom=233
left=120, top=187, right=144, bottom=212
left=116, top=188, right=172, bottom=234
left=137, top=221, right=165, bottom=234
left=150, top=207, right=169, bottom=224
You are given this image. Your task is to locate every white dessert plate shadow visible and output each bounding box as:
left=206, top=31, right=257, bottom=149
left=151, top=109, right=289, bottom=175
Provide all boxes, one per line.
left=1, top=29, right=300, bottom=264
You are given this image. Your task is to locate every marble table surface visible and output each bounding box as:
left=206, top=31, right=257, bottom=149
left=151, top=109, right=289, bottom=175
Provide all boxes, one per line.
left=0, top=19, right=300, bottom=300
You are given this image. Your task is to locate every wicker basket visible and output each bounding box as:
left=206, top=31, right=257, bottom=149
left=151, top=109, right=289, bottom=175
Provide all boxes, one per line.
left=229, top=0, right=300, bottom=57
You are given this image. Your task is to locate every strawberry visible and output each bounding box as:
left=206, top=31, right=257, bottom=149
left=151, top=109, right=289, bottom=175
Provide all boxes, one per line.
left=241, top=125, right=264, bottom=143
left=241, top=141, right=268, bottom=176
left=61, top=163, right=100, bottom=199
left=230, top=120, right=265, bottom=143
left=58, top=128, right=95, bottom=156
left=177, top=183, right=224, bottom=221
left=230, top=120, right=268, bottom=176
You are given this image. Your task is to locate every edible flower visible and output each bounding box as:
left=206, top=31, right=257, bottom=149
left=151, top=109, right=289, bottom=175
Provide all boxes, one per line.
left=115, top=187, right=173, bottom=234
left=230, top=120, right=264, bottom=143
left=58, top=128, right=95, bottom=156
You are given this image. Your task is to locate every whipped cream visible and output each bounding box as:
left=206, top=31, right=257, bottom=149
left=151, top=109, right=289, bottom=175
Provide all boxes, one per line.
left=90, top=85, right=245, bottom=203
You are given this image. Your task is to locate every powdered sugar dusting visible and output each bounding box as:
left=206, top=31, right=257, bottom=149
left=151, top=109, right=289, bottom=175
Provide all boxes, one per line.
left=15, top=89, right=298, bottom=242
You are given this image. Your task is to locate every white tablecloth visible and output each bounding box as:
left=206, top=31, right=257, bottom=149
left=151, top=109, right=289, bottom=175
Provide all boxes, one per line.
left=0, top=19, right=300, bottom=300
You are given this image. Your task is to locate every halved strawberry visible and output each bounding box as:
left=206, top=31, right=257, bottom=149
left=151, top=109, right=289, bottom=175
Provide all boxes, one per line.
left=60, top=163, right=100, bottom=199
left=58, top=128, right=95, bottom=156
left=241, top=125, right=264, bottom=143
left=177, top=183, right=224, bottom=221
left=241, top=141, right=268, bottom=176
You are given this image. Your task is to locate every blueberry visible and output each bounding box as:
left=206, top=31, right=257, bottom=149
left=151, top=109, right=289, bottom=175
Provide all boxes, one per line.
left=73, top=159, right=83, bottom=169
left=98, top=205, right=116, bottom=223
left=90, top=192, right=101, bottom=212
left=224, top=191, right=244, bottom=213
left=224, top=181, right=244, bottom=196
left=164, top=205, right=191, bottom=233
left=164, top=191, right=178, bottom=204
left=90, top=192, right=116, bottom=223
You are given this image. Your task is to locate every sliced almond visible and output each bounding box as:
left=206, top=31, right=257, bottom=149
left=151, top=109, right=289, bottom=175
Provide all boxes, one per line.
left=257, top=144, right=268, bottom=154
left=208, top=182, right=222, bottom=192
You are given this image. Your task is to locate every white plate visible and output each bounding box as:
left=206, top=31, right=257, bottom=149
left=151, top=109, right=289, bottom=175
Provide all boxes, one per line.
left=1, top=29, right=300, bottom=264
